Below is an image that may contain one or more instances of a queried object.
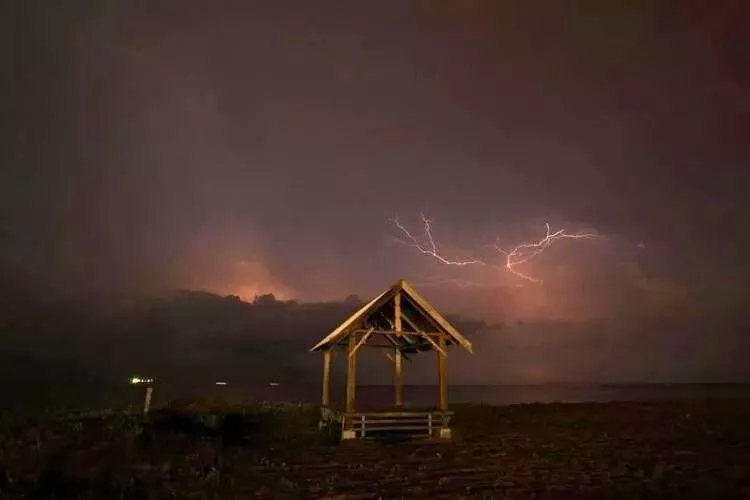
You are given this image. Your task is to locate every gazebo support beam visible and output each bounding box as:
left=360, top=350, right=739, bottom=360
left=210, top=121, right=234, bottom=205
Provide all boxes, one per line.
left=346, top=334, right=357, bottom=412
left=321, top=349, right=332, bottom=406
left=437, top=335, right=447, bottom=411
left=399, top=309, right=422, bottom=333
left=348, top=327, right=374, bottom=358
left=394, top=349, right=403, bottom=406
left=420, top=332, right=448, bottom=357
left=352, top=329, right=444, bottom=337
left=394, top=293, right=403, bottom=406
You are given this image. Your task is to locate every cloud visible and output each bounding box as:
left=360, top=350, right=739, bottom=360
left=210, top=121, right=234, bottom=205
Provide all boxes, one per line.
left=172, top=222, right=296, bottom=301
left=2, top=279, right=748, bottom=414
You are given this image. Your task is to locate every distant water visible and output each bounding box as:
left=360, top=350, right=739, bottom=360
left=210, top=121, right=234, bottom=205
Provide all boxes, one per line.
left=226, top=383, right=750, bottom=410
left=5, top=381, right=750, bottom=415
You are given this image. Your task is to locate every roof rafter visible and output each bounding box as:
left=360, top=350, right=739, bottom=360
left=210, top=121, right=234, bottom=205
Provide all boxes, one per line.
left=310, top=279, right=473, bottom=354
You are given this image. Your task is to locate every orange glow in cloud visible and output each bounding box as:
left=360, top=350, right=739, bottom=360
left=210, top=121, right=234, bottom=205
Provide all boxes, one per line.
left=207, top=259, right=296, bottom=301
left=175, top=224, right=296, bottom=302
left=181, top=260, right=295, bottom=302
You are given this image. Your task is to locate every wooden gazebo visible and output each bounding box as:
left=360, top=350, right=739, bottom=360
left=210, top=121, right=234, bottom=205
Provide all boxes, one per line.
left=310, top=279, right=473, bottom=439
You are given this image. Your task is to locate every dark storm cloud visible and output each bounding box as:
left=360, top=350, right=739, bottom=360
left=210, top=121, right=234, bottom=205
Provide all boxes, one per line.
left=4, top=289, right=745, bottom=390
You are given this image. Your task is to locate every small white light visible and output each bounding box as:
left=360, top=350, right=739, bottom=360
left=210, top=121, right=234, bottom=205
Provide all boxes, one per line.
left=215, top=381, right=227, bottom=386
left=130, top=376, right=154, bottom=385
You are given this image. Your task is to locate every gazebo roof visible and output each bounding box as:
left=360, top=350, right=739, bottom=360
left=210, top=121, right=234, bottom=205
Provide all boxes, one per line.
left=310, top=279, right=473, bottom=354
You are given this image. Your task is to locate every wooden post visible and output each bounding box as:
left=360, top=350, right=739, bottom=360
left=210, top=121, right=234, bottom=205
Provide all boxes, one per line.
left=437, top=335, right=447, bottom=410
left=394, top=348, right=403, bottom=406
left=143, top=386, right=153, bottom=415
left=394, top=292, right=402, bottom=332
left=322, top=349, right=332, bottom=406
left=394, top=292, right=403, bottom=406
left=346, top=334, right=357, bottom=412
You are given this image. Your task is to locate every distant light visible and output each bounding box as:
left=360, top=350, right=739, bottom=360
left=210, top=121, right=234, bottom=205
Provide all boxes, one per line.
left=215, top=381, right=227, bottom=386
left=130, top=376, right=154, bottom=385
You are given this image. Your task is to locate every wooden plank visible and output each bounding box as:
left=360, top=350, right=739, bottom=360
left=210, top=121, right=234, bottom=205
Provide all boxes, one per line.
left=394, top=292, right=402, bottom=333
left=420, top=332, right=448, bottom=357
left=346, top=334, right=357, bottom=412
left=399, top=309, right=422, bottom=333
left=350, top=418, right=434, bottom=425
left=383, top=332, right=399, bottom=344
left=399, top=291, right=445, bottom=335
left=310, top=288, right=391, bottom=351
left=351, top=330, right=429, bottom=355
left=348, top=327, right=374, bottom=358
left=321, top=349, right=332, bottom=406
left=345, top=410, right=454, bottom=418
left=351, top=419, right=434, bottom=425
left=437, top=334, right=447, bottom=410
left=352, top=424, right=431, bottom=430
left=351, top=425, right=434, bottom=432
left=394, top=348, right=403, bottom=406
left=353, top=329, right=439, bottom=337
left=394, top=292, right=404, bottom=407
left=384, top=333, right=413, bottom=362
left=335, top=338, right=391, bottom=348
left=400, top=280, right=474, bottom=353
left=343, top=414, right=452, bottom=423
left=143, top=386, right=153, bottom=415
left=352, top=330, right=445, bottom=342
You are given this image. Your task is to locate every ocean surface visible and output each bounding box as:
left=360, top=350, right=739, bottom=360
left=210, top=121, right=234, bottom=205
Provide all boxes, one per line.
left=5, top=381, right=750, bottom=415
left=212, top=383, right=750, bottom=410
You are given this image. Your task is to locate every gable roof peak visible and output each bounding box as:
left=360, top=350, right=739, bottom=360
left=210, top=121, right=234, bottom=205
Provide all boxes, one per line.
left=310, top=279, right=473, bottom=354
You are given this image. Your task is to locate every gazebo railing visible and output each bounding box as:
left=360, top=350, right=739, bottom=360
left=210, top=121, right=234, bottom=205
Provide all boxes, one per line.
left=321, top=407, right=453, bottom=439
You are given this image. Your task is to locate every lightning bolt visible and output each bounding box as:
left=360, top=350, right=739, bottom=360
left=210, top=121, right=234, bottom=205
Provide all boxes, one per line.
left=393, top=214, right=484, bottom=266
left=393, top=215, right=597, bottom=284
left=493, top=223, right=597, bottom=283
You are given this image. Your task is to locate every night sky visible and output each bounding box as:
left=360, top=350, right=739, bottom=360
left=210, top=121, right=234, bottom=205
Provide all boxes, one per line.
left=1, top=1, right=748, bottom=382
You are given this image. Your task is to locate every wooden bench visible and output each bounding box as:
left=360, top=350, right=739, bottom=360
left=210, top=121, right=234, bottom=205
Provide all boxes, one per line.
left=320, top=407, right=453, bottom=440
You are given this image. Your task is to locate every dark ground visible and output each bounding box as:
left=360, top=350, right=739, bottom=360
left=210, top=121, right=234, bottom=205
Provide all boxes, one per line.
left=1, top=398, right=750, bottom=498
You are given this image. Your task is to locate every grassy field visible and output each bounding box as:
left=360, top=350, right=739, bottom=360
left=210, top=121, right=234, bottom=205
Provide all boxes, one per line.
left=1, top=398, right=750, bottom=498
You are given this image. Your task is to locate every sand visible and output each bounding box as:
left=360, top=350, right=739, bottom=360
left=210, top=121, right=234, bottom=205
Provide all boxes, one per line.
left=1, top=398, right=749, bottom=498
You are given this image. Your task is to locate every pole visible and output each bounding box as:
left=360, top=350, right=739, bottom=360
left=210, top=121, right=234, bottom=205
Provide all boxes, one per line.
left=394, top=292, right=403, bottom=406
left=437, top=335, right=447, bottom=410
left=346, top=334, right=357, bottom=412
left=143, top=386, right=153, bottom=415
left=322, top=349, right=332, bottom=406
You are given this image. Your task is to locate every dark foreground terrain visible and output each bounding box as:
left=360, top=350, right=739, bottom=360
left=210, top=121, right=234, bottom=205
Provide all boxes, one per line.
left=1, top=398, right=750, bottom=498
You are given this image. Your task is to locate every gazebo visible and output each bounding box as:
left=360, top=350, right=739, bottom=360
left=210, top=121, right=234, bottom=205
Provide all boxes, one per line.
left=310, top=279, right=473, bottom=439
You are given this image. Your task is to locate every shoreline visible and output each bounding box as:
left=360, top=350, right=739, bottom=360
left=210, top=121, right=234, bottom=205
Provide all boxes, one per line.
left=5, top=381, right=750, bottom=417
